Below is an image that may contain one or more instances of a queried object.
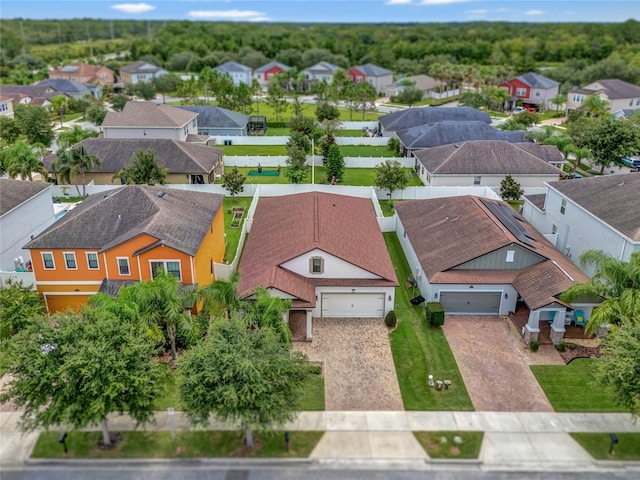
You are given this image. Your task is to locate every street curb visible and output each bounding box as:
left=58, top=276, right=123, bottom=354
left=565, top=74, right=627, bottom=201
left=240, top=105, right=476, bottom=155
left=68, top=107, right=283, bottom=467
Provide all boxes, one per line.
left=25, top=457, right=314, bottom=467
left=593, top=460, right=640, bottom=469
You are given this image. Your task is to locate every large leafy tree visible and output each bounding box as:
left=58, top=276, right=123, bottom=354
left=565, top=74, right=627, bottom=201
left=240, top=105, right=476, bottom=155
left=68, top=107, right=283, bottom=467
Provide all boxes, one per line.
left=4, top=140, right=48, bottom=181
left=561, top=251, right=640, bottom=336
left=0, top=279, right=44, bottom=340
left=178, top=317, right=309, bottom=447
left=243, top=288, right=293, bottom=344
left=13, top=104, right=54, bottom=147
left=85, top=103, right=108, bottom=125
left=265, top=82, right=288, bottom=122
left=582, top=95, right=610, bottom=117
left=285, top=144, right=308, bottom=184
left=114, top=149, right=169, bottom=185
left=500, top=175, right=524, bottom=201
left=53, top=145, right=101, bottom=196
left=0, top=309, right=163, bottom=447
left=221, top=167, right=246, bottom=197
left=56, top=125, right=99, bottom=150
left=374, top=159, right=409, bottom=198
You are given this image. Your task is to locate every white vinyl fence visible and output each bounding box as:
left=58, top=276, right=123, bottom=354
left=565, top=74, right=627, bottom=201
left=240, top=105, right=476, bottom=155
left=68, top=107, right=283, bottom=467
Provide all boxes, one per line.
left=211, top=135, right=389, bottom=146
left=222, top=156, right=413, bottom=168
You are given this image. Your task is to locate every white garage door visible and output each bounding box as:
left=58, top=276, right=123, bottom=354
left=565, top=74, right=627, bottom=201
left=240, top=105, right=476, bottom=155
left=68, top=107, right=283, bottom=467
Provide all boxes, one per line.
left=439, top=291, right=501, bottom=315
left=321, top=293, right=385, bottom=318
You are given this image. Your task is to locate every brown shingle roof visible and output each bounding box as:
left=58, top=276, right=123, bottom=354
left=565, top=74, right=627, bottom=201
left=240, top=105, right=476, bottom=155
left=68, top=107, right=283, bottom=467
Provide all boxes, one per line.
left=238, top=192, right=398, bottom=304
left=547, top=173, right=640, bottom=241
left=395, top=196, right=589, bottom=310
left=513, top=143, right=565, bottom=164
left=24, top=186, right=224, bottom=256
left=0, top=179, right=50, bottom=216
left=44, top=138, right=223, bottom=175
left=413, top=140, right=562, bottom=176
left=102, top=101, right=197, bottom=128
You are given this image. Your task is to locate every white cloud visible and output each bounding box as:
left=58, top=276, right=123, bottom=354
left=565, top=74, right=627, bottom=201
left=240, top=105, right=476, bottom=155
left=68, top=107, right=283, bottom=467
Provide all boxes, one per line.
left=385, top=0, right=413, bottom=4
left=468, top=9, right=488, bottom=15
left=524, top=9, right=545, bottom=16
left=418, top=0, right=472, bottom=5
left=188, top=9, right=270, bottom=21
left=110, top=3, right=156, bottom=14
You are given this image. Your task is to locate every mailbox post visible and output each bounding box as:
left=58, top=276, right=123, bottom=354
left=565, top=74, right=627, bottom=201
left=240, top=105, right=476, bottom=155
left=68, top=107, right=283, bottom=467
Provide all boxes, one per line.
left=609, top=433, right=619, bottom=455
left=58, top=432, right=68, bottom=454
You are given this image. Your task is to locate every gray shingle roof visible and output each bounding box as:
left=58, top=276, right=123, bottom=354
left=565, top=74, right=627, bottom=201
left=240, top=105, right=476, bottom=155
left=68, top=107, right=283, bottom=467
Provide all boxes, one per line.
left=36, top=79, right=97, bottom=95
left=380, top=107, right=491, bottom=131
left=413, top=141, right=562, bottom=176
left=121, top=61, right=165, bottom=74
left=353, top=63, right=392, bottom=77
left=0, top=179, right=50, bottom=216
left=215, top=61, right=252, bottom=73
left=177, top=106, right=249, bottom=129
left=547, top=173, right=640, bottom=241
left=254, top=61, right=291, bottom=73
left=516, top=73, right=560, bottom=89
left=44, top=138, right=223, bottom=175
left=102, top=101, right=197, bottom=128
left=25, top=186, right=224, bottom=256
left=398, top=121, right=529, bottom=149
left=304, top=62, right=339, bottom=74
left=513, top=143, right=565, bottom=163
left=524, top=193, right=546, bottom=211
left=570, top=79, right=640, bottom=99
left=0, top=85, right=55, bottom=99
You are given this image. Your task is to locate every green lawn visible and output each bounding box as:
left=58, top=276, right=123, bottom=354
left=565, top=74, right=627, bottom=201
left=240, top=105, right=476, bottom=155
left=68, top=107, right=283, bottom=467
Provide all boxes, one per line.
left=222, top=145, right=288, bottom=156
left=264, top=127, right=290, bottom=136
left=506, top=200, right=524, bottom=212
left=335, top=129, right=367, bottom=137
left=222, top=196, right=253, bottom=263
left=378, top=200, right=395, bottom=217
left=570, top=433, right=640, bottom=460
left=385, top=233, right=473, bottom=411
left=31, top=430, right=324, bottom=459
left=297, top=374, right=325, bottom=411
left=413, top=431, right=484, bottom=459
left=339, top=145, right=399, bottom=158
left=530, top=359, right=625, bottom=412
left=153, top=362, right=182, bottom=411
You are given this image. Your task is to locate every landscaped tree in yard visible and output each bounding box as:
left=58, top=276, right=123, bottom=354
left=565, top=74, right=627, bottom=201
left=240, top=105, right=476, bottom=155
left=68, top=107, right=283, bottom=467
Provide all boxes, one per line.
left=53, top=145, right=101, bottom=196
left=110, top=94, right=130, bottom=112
left=114, top=149, right=169, bottom=185
left=315, top=102, right=340, bottom=123
left=577, top=117, right=640, bottom=174
left=265, top=82, right=288, bottom=122
left=85, top=103, right=108, bottom=125
left=325, top=143, right=344, bottom=184
left=50, top=95, right=69, bottom=127
left=374, top=159, right=409, bottom=198
left=197, top=271, right=243, bottom=321
left=0, top=309, right=163, bottom=447
left=13, top=104, right=54, bottom=147
left=285, top=144, right=308, bottom=184
left=0, top=279, right=44, bottom=341
left=582, top=94, right=610, bottom=118
left=178, top=317, right=310, bottom=448
left=500, top=175, right=524, bottom=201
left=222, top=167, right=246, bottom=197
left=243, top=288, right=293, bottom=344
left=550, top=93, right=567, bottom=114
left=392, top=82, right=424, bottom=107
left=56, top=125, right=99, bottom=150
left=561, top=251, right=640, bottom=336
left=4, top=140, right=48, bottom=181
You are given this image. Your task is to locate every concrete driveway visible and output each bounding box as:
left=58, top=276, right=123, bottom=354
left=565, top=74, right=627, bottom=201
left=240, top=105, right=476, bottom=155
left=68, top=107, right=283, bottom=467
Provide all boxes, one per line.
left=442, top=316, right=554, bottom=412
left=294, top=318, right=403, bottom=411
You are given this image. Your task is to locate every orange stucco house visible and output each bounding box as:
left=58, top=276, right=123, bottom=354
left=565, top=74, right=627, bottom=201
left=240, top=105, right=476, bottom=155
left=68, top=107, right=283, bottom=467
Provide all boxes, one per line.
left=25, top=186, right=225, bottom=313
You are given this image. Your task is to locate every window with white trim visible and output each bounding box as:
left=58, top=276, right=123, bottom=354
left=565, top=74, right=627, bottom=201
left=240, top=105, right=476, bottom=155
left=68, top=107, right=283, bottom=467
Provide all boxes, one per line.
left=516, top=88, right=527, bottom=96
left=506, top=250, right=515, bottom=263
left=560, top=199, right=567, bottom=215
left=150, top=260, right=181, bottom=280
left=117, top=257, right=130, bottom=275
left=552, top=224, right=558, bottom=234
left=86, top=252, right=99, bottom=270
left=63, top=252, right=77, bottom=270
left=473, top=176, right=481, bottom=185
left=309, top=257, right=324, bottom=274
left=42, top=252, right=55, bottom=270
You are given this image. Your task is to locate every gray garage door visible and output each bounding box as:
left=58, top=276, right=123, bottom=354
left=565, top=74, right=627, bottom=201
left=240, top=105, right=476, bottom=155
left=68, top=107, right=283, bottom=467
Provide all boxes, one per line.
left=439, top=291, right=501, bottom=315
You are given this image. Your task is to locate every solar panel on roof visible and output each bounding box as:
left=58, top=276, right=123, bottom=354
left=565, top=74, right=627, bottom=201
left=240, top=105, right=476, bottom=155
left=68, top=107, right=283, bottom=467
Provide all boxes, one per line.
left=480, top=198, right=537, bottom=248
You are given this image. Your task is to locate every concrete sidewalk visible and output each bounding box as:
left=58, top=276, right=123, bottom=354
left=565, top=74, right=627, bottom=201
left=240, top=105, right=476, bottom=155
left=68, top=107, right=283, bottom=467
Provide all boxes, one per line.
left=2, top=410, right=640, bottom=470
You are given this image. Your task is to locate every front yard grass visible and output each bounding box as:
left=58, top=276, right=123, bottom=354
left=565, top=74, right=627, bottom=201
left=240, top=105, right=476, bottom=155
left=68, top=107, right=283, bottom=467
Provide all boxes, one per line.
left=31, top=430, right=324, bottom=459
left=385, top=233, right=473, bottom=411
left=570, top=433, right=640, bottom=460
left=297, top=374, right=325, bottom=411
left=530, top=359, right=625, bottom=412
left=222, top=196, right=252, bottom=263
left=339, top=145, right=399, bottom=158
left=222, top=145, right=287, bottom=156
left=413, top=431, right=484, bottom=459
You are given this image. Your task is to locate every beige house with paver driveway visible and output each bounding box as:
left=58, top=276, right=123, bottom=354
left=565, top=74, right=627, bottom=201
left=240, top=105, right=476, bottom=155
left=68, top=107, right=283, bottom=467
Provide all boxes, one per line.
left=395, top=196, right=599, bottom=344
left=238, top=192, right=398, bottom=341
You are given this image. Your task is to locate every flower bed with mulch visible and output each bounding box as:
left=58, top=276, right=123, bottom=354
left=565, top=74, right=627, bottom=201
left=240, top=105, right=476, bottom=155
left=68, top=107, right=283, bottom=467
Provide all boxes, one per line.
left=559, top=342, right=600, bottom=364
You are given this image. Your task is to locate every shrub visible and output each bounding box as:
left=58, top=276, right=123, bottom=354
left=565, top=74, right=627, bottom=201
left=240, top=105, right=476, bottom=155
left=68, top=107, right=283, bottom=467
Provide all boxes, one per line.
left=387, top=137, right=400, bottom=152
left=306, top=364, right=322, bottom=375
left=426, top=302, right=445, bottom=327
left=555, top=341, right=566, bottom=352
left=530, top=340, right=540, bottom=352
left=385, top=310, right=397, bottom=328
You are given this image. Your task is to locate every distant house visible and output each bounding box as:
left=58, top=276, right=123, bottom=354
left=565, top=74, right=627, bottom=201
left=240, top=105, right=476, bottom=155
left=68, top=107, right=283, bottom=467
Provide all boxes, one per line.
left=44, top=138, right=224, bottom=185
left=385, top=74, right=448, bottom=99
left=120, top=61, right=168, bottom=85
left=348, top=63, right=393, bottom=94
left=177, top=106, right=250, bottom=136
left=567, top=79, right=640, bottom=114
left=49, top=62, right=116, bottom=86
left=498, top=73, right=560, bottom=111
left=24, top=186, right=225, bottom=313
left=303, top=62, right=340, bottom=85
left=379, top=107, right=490, bottom=136
left=102, top=101, right=199, bottom=142
left=0, top=85, right=57, bottom=107
left=253, top=61, right=290, bottom=90
left=36, top=79, right=102, bottom=100
left=0, top=179, right=55, bottom=274
left=413, top=140, right=562, bottom=188
left=239, top=192, right=398, bottom=341
left=522, top=173, right=640, bottom=271
left=0, top=95, right=14, bottom=117
left=214, top=61, right=253, bottom=86
left=396, top=121, right=529, bottom=156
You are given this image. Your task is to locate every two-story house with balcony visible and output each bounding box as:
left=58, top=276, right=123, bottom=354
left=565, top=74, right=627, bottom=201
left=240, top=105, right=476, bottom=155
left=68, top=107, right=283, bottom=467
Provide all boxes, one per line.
left=498, top=72, right=560, bottom=111
left=347, top=63, right=393, bottom=94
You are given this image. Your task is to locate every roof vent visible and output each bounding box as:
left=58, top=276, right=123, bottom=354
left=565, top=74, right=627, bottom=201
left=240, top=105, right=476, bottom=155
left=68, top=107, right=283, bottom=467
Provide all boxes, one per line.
left=454, top=144, right=459, bottom=148
left=156, top=191, right=165, bottom=198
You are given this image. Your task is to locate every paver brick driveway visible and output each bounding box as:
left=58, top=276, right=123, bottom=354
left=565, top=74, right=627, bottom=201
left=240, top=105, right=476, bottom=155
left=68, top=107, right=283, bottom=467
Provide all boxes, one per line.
left=294, top=318, right=404, bottom=411
left=443, top=315, right=554, bottom=412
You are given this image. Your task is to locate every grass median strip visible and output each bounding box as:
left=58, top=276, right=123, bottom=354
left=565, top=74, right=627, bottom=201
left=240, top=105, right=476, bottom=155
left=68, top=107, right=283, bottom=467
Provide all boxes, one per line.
left=32, top=430, right=324, bottom=459
left=570, top=433, right=640, bottom=460
left=413, top=431, right=483, bottom=459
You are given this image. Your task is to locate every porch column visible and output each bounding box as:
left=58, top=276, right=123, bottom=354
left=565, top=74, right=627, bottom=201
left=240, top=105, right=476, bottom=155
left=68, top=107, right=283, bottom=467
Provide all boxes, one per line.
left=306, top=310, right=313, bottom=341
left=524, top=309, right=540, bottom=344
left=549, top=309, right=566, bottom=345
left=282, top=311, right=289, bottom=325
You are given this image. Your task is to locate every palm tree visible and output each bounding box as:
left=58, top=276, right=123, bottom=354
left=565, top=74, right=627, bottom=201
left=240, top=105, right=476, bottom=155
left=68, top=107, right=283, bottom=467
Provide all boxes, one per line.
left=113, top=149, right=168, bottom=186
left=4, top=140, right=48, bottom=181
left=582, top=95, right=610, bottom=118
left=561, top=251, right=640, bottom=336
left=564, top=144, right=592, bottom=173
left=53, top=145, right=101, bottom=196
left=243, top=288, right=292, bottom=344
left=56, top=125, right=99, bottom=150
left=197, top=271, right=243, bottom=321
left=550, top=93, right=567, bottom=114
left=50, top=95, right=69, bottom=127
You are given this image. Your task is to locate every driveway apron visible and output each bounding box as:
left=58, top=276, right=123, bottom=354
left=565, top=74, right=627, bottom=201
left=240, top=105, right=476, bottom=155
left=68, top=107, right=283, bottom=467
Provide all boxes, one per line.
left=442, top=316, right=554, bottom=412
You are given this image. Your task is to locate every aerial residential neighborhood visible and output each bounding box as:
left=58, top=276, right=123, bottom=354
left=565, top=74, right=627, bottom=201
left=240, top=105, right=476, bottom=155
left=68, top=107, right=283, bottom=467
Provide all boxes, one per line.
left=0, top=2, right=640, bottom=478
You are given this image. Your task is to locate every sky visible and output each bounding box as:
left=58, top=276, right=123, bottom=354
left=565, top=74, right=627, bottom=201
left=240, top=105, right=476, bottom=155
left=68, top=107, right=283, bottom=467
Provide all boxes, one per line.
left=0, top=0, right=638, bottom=23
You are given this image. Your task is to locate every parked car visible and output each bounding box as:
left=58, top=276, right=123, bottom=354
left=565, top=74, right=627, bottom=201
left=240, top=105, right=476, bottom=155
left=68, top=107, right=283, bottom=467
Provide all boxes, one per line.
left=621, top=156, right=640, bottom=170
left=523, top=104, right=539, bottom=112
left=513, top=107, right=525, bottom=114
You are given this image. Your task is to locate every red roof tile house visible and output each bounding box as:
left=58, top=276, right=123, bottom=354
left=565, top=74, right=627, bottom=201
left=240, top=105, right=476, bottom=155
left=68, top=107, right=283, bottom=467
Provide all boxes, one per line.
left=395, top=196, right=598, bottom=345
left=238, top=192, right=398, bottom=340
